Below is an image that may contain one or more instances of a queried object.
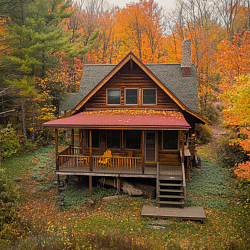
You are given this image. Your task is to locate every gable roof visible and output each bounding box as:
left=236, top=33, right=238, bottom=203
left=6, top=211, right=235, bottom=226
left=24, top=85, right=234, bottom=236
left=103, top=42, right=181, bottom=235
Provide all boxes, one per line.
left=60, top=52, right=209, bottom=124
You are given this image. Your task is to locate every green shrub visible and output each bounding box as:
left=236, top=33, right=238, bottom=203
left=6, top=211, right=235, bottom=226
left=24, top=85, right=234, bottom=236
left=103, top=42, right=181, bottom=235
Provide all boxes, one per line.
left=195, top=124, right=212, bottom=144
left=216, top=133, right=248, bottom=171
left=200, top=103, right=219, bottom=122
left=0, top=124, right=21, bottom=158
left=0, top=169, right=20, bottom=240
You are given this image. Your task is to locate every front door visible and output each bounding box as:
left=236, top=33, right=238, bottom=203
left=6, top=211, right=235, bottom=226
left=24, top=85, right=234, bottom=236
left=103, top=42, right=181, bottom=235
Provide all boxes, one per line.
left=145, top=132, right=156, bottom=162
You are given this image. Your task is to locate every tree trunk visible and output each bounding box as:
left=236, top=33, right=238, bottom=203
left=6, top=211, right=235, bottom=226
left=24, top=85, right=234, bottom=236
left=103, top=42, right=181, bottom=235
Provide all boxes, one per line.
left=21, top=97, right=27, bottom=141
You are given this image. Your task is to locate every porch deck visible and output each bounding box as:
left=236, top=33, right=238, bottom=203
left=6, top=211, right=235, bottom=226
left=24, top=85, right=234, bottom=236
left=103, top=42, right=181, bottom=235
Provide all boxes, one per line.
left=141, top=205, right=206, bottom=222
left=57, top=162, right=182, bottom=179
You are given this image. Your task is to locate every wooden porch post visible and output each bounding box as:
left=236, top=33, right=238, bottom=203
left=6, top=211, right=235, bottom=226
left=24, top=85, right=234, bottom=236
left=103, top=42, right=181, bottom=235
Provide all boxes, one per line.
left=55, top=129, right=59, bottom=170
left=79, top=129, right=82, bottom=154
left=71, top=129, right=74, bottom=155
left=187, top=156, right=190, bottom=181
left=89, top=129, right=93, bottom=171
left=121, top=130, right=124, bottom=150
left=181, top=131, right=185, bottom=164
left=142, top=130, right=145, bottom=174
left=89, top=175, right=92, bottom=196
left=55, top=129, right=60, bottom=195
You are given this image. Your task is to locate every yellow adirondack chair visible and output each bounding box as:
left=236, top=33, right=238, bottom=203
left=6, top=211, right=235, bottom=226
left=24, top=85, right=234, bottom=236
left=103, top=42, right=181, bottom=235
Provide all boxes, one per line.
left=99, top=150, right=112, bottom=167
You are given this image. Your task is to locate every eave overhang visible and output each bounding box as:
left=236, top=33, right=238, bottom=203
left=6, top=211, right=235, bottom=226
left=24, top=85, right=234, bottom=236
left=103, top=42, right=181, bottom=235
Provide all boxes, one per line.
left=43, top=110, right=191, bottom=130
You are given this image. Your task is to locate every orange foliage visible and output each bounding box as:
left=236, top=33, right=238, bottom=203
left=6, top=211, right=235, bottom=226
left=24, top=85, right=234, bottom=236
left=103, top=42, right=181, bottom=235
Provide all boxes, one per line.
left=217, top=32, right=250, bottom=181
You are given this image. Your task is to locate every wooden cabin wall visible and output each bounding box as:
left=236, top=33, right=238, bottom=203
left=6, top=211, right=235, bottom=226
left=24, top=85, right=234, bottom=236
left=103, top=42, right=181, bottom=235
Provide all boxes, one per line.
left=81, top=129, right=181, bottom=166
left=83, top=62, right=180, bottom=110
left=82, top=129, right=142, bottom=157
left=158, top=130, right=181, bottom=166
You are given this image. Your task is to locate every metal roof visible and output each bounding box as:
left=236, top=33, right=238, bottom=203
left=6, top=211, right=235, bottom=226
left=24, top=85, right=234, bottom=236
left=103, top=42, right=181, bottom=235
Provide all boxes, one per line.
left=44, top=110, right=191, bottom=129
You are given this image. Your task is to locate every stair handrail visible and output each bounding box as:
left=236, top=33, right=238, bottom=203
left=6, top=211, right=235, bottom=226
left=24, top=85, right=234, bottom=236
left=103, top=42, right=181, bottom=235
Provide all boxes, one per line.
left=156, top=162, right=160, bottom=201
left=181, top=163, right=186, bottom=200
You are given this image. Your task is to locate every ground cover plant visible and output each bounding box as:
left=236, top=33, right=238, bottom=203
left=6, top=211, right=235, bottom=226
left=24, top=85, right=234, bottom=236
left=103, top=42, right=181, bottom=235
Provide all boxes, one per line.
left=0, top=138, right=249, bottom=249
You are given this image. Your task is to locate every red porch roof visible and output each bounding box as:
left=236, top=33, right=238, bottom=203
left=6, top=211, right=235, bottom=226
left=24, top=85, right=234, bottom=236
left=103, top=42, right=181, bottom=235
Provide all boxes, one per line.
left=43, top=110, right=191, bottom=129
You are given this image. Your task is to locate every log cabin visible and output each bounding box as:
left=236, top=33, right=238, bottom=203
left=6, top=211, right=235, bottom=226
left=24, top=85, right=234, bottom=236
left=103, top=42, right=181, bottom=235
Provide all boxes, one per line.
left=43, top=38, right=210, bottom=207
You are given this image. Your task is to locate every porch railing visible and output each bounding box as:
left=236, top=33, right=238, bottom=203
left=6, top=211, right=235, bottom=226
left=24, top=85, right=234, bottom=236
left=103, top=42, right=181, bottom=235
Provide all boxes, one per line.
left=57, top=146, right=143, bottom=172
left=92, top=156, right=142, bottom=169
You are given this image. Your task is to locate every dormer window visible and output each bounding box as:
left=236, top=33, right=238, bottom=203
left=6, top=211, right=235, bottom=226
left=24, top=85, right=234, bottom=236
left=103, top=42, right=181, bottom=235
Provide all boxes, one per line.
left=125, top=89, right=138, bottom=105
left=107, top=89, right=121, bottom=105
left=142, top=88, right=157, bottom=105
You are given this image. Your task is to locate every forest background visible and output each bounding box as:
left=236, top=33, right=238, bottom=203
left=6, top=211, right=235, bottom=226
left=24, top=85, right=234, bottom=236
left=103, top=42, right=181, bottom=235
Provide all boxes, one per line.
left=0, top=0, right=250, bottom=247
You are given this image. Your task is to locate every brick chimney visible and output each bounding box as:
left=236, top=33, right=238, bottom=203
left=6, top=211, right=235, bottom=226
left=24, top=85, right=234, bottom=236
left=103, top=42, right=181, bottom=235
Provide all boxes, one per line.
left=181, top=38, right=191, bottom=77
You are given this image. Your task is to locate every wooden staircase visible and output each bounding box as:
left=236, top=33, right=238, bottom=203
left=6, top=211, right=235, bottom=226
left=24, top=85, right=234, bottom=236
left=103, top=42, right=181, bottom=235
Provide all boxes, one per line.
left=156, top=163, right=186, bottom=207
left=157, top=179, right=185, bottom=207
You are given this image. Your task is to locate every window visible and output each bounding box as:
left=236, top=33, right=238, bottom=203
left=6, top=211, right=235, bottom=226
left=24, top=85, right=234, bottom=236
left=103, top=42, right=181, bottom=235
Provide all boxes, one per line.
left=142, top=88, right=157, bottom=104
left=163, top=130, right=179, bottom=150
left=107, top=130, right=120, bottom=148
left=125, top=89, right=138, bottom=105
left=125, top=130, right=141, bottom=149
left=107, top=89, right=121, bottom=104
left=86, top=130, right=100, bottom=148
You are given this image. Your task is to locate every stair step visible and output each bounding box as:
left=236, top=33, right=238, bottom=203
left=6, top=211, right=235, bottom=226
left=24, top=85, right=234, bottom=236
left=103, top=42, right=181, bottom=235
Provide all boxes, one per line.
left=158, top=201, right=185, bottom=205
left=158, top=195, right=184, bottom=199
left=159, top=183, right=183, bottom=187
left=159, top=176, right=182, bottom=181
left=159, top=189, right=183, bottom=192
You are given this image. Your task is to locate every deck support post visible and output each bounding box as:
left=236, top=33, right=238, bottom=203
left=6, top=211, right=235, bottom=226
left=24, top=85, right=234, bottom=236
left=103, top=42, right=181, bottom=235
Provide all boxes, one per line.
left=71, top=129, right=74, bottom=155
left=117, top=177, right=120, bottom=194
left=142, top=130, right=145, bottom=174
left=57, top=175, right=60, bottom=196
left=89, top=130, right=93, bottom=171
left=89, top=175, right=92, bottom=196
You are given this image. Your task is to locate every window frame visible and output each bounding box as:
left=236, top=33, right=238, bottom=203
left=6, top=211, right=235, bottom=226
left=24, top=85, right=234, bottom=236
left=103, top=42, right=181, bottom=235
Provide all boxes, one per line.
left=106, top=130, right=121, bottom=149
left=162, top=130, right=179, bottom=151
left=142, top=88, right=157, bottom=105
left=86, top=129, right=100, bottom=149
left=125, top=88, right=139, bottom=105
left=106, top=88, right=121, bottom=105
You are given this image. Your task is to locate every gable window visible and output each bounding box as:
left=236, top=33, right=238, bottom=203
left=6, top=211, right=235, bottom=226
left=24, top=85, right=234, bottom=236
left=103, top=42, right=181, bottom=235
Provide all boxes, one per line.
left=163, top=130, right=179, bottom=150
left=86, top=130, right=100, bottom=148
left=125, top=130, right=141, bottom=149
left=142, top=88, right=157, bottom=105
left=107, top=89, right=121, bottom=105
left=125, top=89, right=138, bottom=105
left=107, top=130, right=120, bottom=149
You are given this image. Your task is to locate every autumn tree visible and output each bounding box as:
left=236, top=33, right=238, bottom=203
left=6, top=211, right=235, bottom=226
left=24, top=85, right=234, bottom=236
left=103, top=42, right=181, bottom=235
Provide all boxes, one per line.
left=1, top=0, right=73, bottom=141
left=165, top=0, right=225, bottom=119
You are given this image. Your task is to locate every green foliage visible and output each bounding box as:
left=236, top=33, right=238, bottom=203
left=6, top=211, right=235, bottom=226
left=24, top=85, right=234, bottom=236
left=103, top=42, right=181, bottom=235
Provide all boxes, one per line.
left=0, top=169, right=20, bottom=240
left=61, top=185, right=119, bottom=211
left=216, top=133, right=248, bottom=171
left=200, top=103, right=219, bottom=122
left=195, top=123, right=212, bottom=144
left=186, top=158, right=233, bottom=210
left=0, top=124, right=20, bottom=158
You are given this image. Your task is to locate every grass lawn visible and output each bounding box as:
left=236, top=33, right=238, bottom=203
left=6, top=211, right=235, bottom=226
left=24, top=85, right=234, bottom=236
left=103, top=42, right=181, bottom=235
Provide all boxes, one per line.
left=1, top=142, right=250, bottom=249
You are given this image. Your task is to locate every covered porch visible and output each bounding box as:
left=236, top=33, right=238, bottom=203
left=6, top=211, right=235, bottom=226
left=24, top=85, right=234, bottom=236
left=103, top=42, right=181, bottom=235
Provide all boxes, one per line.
left=44, top=110, right=194, bottom=201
